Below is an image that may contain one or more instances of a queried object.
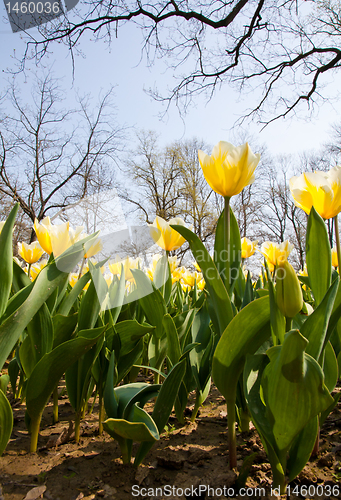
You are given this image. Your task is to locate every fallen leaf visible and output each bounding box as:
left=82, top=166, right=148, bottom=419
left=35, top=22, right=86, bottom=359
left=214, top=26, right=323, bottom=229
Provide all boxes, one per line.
left=23, top=485, right=46, bottom=500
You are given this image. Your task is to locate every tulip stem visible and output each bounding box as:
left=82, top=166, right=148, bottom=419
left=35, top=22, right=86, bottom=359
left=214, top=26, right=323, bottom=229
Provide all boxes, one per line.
left=78, top=257, right=86, bottom=279
left=285, top=317, right=293, bottom=332
left=226, top=399, right=237, bottom=469
left=224, top=197, right=231, bottom=291
left=334, top=216, right=341, bottom=273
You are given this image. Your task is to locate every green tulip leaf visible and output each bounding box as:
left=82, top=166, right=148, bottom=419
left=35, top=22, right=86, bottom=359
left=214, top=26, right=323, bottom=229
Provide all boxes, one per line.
left=57, top=272, right=91, bottom=316
left=0, top=260, right=74, bottom=371
left=163, top=314, right=181, bottom=365
left=65, top=329, right=104, bottom=413
left=0, top=389, right=13, bottom=456
left=117, top=341, right=144, bottom=383
left=103, top=351, right=118, bottom=418
left=262, top=330, right=333, bottom=458
left=0, top=203, right=19, bottom=319
left=243, top=354, right=285, bottom=490
left=52, top=313, right=78, bottom=348
left=20, top=303, right=54, bottom=378
left=301, top=277, right=339, bottom=360
left=212, top=296, right=271, bottom=405
left=0, top=375, right=9, bottom=394
left=26, top=326, right=106, bottom=422
left=77, top=279, right=101, bottom=333
left=214, top=207, right=241, bottom=293
left=306, top=207, right=331, bottom=305
left=171, top=224, right=233, bottom=334
left=323, top=341, right=339, bottom=393
left=104, top=405, right=159, bottom=442
left=190, top=305, right=213, bottom=391
left=153, top=255, right=172, bottom=304
left=12, top=259, right=31, bottom=293
left=131, top=269, right=166, bottom=339
left=242, top=271, right=254, bottom=309
left=134, top=358, right=186, bottom=466
left=115, top=320, right=155, bottom=357
left=286, top=417, right=319, bottom=483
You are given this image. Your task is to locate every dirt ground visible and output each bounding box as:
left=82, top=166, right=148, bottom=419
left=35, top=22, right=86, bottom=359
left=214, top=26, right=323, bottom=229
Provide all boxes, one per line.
left=1, top=382, right=341, bottom=500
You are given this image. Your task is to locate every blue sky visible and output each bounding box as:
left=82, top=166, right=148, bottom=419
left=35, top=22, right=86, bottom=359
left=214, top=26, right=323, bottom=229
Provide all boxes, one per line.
left=1, top=4, right=341, bottom=158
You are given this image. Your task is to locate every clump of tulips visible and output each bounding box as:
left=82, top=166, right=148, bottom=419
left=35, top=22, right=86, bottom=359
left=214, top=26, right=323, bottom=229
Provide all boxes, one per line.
left=0, top=139, right=340, bottom=497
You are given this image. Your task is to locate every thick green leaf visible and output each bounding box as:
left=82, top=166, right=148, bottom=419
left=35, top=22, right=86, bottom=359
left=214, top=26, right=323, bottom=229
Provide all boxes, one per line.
left=306, top=207, right=331, bottom=305
left=242, top=271, right=254, bottom=309
left=244, top=354, right=285, bottom=487
left=20, top=303, right=54, bottom=378
left=213, top=207, right=241, bottom=293
left=104, top=407, right=159, bottom=442
left=173, top=309, right=196, bottom=351
left=12, top=260, right=31, bottom=293
left=287, top=417, right=319, bottom=482
left=109, top=271, right=126, bottom=323
left=26, top=326, right=105, bottom=421
left=113, top=383, right=154, bottom=418
left=134, top=358, right=186, bottom=466
left=262, top=330, right=333, bottom=458
left=163, top=314, right=181, bottom=365
left=115, top=320, right=155, bottom=356
left=0, top=389, right=13, bottom=456
left=190, top=305, right=213, bottom=390
left=0, top=204, right=19, bottom=319
left=52, top=313, right=78, bottom=348
left=77, top=281, right=101, bottom=333
left=65, top=330, right=104, bottom=413
left=104, top=351, right=118, bottom=418
left=0, top=375, right=9, bottom=394
left=131, top=269, right=166, bottom=339
left=171, top=225, right=233, bottom=334
left=212, top=296, right=271, bottom=405
left=301, top=278, right=339, bottom=360
left=0, top=261, right=71, bottom=371
left=323, top=341, right=338, bottom=393
left=153, top=256, right=172, bottom=304
left=58, top=272, right=90, bottom=316
left=117, top=341, right=144, bottom=383
left=1, top=282, right=33, bottom=325
left=7, top=357, right=19, bottom=397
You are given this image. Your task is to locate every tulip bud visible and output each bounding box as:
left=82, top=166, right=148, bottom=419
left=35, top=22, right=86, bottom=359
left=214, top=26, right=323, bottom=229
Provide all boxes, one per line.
left=276, top=261, right=303, bottom=318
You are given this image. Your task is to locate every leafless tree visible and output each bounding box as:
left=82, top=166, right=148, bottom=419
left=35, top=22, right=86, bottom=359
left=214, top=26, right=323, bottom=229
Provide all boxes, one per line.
left=14, top=1, right=341, bottom=124
left=119, top=131, right=221, bottom=256
left=0, top=72, right=124, bottom=239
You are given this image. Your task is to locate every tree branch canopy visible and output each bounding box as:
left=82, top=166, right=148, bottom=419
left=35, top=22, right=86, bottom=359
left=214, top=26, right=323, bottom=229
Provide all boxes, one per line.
left=18, top=0, right=341, bottom=123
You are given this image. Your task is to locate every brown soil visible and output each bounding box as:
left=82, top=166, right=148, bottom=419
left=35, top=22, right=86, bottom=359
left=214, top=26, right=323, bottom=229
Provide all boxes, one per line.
left=1, top=383, right=341, bottom=500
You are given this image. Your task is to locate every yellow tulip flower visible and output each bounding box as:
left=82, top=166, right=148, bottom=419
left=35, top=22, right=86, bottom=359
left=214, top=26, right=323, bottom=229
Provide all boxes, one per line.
left=259, top=240, right=294, bottom=271
left=18, top=241, right=45, bottom=264
left=241, top=237, right=258, bottom=259
left=181, top=269, right=203, bottom=288
left=332, top=247, right=338, bottom=268
left=69, top=273, right=90, bottom=290
left=27, top=259, right=48, bottom=280
left=109, top=256, right=141, bottom=282
left=34, top=217, right=86, bottom=257
left=149, top=216, right=187, bottom=252
left=198, top=141, right=260, bottom=198
left=83, top=238, right=102, bottom=259
left=34, top=217, right=53, bottom=255
left=289, top=167, right=341, bottom=219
